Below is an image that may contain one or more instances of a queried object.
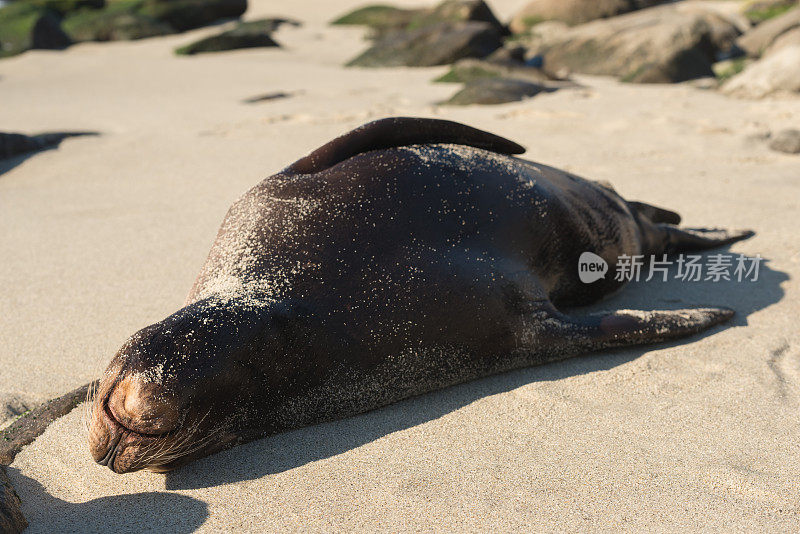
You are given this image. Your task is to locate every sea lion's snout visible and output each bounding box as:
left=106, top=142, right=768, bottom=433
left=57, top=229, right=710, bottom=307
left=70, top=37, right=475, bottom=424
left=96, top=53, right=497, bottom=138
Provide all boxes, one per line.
left=88, top=300, right=258, bottom=473
left=88, top=374, right=185, bottom=474
left=106, top=375, right=180, bottom=436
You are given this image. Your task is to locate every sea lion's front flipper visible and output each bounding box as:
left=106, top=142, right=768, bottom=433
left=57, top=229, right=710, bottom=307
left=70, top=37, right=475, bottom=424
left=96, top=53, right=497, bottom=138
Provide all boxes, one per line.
left=286, top=117, right=526, bottom=174
left=523, top=307, right=734, bottom=363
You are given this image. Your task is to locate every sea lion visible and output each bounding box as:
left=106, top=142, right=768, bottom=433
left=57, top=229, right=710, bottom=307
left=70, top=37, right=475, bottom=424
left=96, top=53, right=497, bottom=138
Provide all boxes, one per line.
left=88, top=117, right=752, bottom=473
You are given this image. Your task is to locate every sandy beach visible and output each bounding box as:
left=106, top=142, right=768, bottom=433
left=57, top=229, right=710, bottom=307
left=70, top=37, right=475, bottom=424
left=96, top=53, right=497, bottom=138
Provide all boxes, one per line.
left=1, top=0, right=799, bottom=531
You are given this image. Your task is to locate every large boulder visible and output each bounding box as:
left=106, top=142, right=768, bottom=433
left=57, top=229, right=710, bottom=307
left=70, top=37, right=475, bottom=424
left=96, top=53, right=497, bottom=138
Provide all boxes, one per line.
left=0, top=2, right=71, bottom=57
left=737, top=6, right=800, bottom=57
left=743, top=0, right=798, bottom=24
left=438, top=45, right=568, bottom=105
left=175, top=18, right=296, bottom=55
left=408, top=0, right=506, bottom=34
left=0, top=466, right=26, bottom=534
left=62, top=1, right=174, bottom=42
left=21, top=0, right=105, bottom=15
left=436, top=57, right=557, bottom=84
left=435, top=46, right=568, bottom=83
left=138, top=0, right=247, bottom=32
left=765, top=25, right=800, bottom=54
left=347, top=20, right=502, bottom=67
left=722, top=44, right=800, bottom=97
left=331, top=4, right=423, bottom=33
left=333, top=1, right=506, bottom=37
left=526, top=4, right=742, bottom=83
left=60, top=0, right=248, bottom=43
left=509, top=0, right=669, bottom=32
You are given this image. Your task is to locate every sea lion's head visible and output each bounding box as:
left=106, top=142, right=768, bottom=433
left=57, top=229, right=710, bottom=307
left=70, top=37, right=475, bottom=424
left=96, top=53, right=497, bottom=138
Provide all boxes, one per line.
left=87, top=297, right=286, bottom=473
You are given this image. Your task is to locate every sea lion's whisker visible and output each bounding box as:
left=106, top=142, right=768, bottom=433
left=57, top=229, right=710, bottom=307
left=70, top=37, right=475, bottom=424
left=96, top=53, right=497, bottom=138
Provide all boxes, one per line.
left=163, top=409, right=211, bottom=455
left=151, top=429, right=223, bottom=464
left=83, top=381, right=93, bottom=432
left=145, top=420, right=224, bottom=466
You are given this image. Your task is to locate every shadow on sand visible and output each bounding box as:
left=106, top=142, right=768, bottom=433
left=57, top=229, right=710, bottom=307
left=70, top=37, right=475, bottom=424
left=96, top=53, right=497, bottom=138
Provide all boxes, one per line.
left=7, top=468, right=207, bottom=533
left=158, top=247, right=787, bottom=490
left=0, top=132, right=98, bottom=177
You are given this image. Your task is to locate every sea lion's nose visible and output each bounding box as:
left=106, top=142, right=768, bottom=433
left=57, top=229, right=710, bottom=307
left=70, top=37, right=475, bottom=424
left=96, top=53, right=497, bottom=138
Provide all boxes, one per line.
left=107, top=374, right=180, bottom=435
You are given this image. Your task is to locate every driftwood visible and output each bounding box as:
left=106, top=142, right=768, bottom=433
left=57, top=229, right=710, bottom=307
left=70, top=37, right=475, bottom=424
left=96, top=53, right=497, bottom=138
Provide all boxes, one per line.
left=0, top=465, right=27, bottom=533
left=0, top=382, right=94, bottom=533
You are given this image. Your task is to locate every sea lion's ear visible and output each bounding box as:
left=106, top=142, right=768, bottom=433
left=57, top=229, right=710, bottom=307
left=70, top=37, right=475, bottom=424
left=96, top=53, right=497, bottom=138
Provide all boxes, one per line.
left=285, top=117, right=526, bottom=175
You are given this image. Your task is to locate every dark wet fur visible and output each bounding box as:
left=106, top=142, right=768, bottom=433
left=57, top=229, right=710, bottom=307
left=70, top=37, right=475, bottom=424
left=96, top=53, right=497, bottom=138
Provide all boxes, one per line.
left=92, top=117, right=753, bottom=471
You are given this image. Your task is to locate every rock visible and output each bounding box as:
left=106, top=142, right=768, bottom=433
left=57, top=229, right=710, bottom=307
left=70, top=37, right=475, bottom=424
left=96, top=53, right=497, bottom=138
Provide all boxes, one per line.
left=0, top=382, right=93, bottom=465
left=684, top=76, right=720, bottom=90
left=138, top=0, right=247, bottom=32
left=60, top=0, right=249, bottom=43
left=722, top=44, right=800, bottom=97
left=743, top=0, right=798, bottom=25
left=1, top=0, right=248, bottom=55
left=331, top=4, right=422, bottom=32
left=22, top=0, right=105, bottom=15
left=443, top=77, right=548, bottom=105
left=765, top=25, right=800, bottom=55
left=62, top=1, right=175, bottom=42
left=737, top=6, right=800, bottom=57
left=768, top=128, right=800, bottom=153
left=334, top=1, right=505, bottom=36
left=409, top=0, right=506, bottom=35
left=438, top=42, right=569, bottom=105
left=692, top=4, right=749, bottom=56
left=509, top=0, right=669, bottom=32
left=483, top=44, right=527, bottom=64
left=347, top=20, right=501, bottom=67
left=527, top=4, right=742, bottom=83
left=0, top=131, right=95, bottom=159
left=0, top=465, right=26, bottom=534
left=519, top=19, right=569, bottom=46
left=175, top=18, right=296, bottom=54
left=435, top=57, right=562, bottom=84
left=510, top=0, right=627, bottom=31
left=0, top=2, right=72, bottom=58
left=713, top=57, right=753, bottom=80
left=242, top=91, right=293, bottom=103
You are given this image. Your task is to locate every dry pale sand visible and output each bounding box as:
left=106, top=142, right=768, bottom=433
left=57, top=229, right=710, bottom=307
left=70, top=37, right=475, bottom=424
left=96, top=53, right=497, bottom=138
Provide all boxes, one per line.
left=1, top=0, right=799, bottom=531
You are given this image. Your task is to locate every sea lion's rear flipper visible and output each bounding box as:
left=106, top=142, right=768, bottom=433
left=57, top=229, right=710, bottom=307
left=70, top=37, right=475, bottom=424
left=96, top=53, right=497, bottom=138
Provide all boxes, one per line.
left=661, top=226, right=755, bottom=253
left=286, top=117, right=526, bottom=175
left=524, top=306, right=734, bottom=363
left=628, top=201, right=681, bottom=225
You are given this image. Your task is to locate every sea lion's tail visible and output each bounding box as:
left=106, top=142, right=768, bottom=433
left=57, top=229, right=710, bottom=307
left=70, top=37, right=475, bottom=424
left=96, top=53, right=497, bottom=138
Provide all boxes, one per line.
left=285, top=117, right=525, bottom=175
